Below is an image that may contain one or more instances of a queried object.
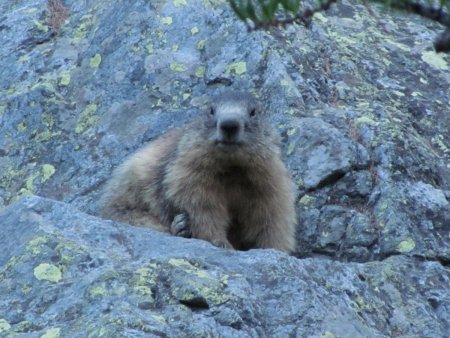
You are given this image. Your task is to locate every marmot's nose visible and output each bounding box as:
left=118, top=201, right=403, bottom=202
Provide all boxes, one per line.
left=220, top=119, right=240, bottom=139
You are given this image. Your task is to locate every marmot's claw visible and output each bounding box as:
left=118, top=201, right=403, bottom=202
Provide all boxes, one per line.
left=211, top=239, right=234, bottom=249
left=170, top=213, right=191, bottom=238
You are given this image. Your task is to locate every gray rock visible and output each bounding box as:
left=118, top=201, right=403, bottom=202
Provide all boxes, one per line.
left=1, top=0, right=449, bottom=262
left=406, top=181, right=449, bottom=214
left=1, top=196, right=450, bottom=337
left=1, top=0, right=450, bottom=334
left=287, top=117, right=370, bottom=190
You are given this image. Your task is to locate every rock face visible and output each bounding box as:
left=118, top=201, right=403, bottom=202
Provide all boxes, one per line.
left=1, top=196, right=450, bottom=337
left=1, top=0, right=450, bottom=335
left=1, top=0, right=449, bottom=260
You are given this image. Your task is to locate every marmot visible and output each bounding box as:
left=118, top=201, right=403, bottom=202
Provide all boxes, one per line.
left=99, top=91, right=297, bottom=253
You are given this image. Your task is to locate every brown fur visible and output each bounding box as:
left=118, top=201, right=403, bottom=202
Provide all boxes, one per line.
left=99, top=91, right=297, bottom=253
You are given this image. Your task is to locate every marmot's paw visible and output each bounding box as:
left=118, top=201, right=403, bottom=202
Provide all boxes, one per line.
left=170, top=213, right=191, bottom=238
left=211, top=238, right=234, bottom=249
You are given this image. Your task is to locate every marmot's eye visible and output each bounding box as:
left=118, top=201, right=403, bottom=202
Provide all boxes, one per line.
left=210, top=107, right=215, bottom=115
left=249, top=108, right=257, bottom=117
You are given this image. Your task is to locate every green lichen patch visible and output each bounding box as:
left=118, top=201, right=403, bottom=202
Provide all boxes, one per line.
left=90, top=54, right=102, bottom=68
left=0, top=319, right=11, bottom=333
left=34, top=263, right=62, bottom=283
left=75, top=103, right=99, bottom=133
left=170, top=63, right=186, bottom=72
left=33, top=130, right=62, bottom=142
left=41, top=327, right=61, bottom=338
left=17, top=121, right=27, bottom=132
left=392, top=90, right=405, bottom=97
left=29, top=73, right=56, bottom=92
left=27, top=236, right=50, bottom=255
left=21, top=284, right=33, bottom=294
left=174, top=0, right=187, bottom=6
left=89, top=286, right=108, bottom=297
left=22, top=171, right=40, bottom=196
left=135, top=285, right=153, bottom=297
left=287, top=128, right=297, bottom=136
left=197, top=39, right=206, bottom=50
left=287, top=141, right=296, bottom=155
left=168, top=259, right=230, bottom=306
left=168, top=258, right=210, bottom=279
left=0, top=167, right=23, bottom=200
left=314, top=12, right=328, bottom=23
left=355, top=116, right=377, bottom=126
left=432, top=135, right=449, bottom=154
left=195, top=66, right=205, bottom=77
left=321, top=331, right=336, bottom=338
left=41, top=164, right=56, bottom=182
left=58, top=70, right=71, bottom=86
left=397, top=238, right=416, bottom=253
left=161, top=16, right=173, bottom=25
left=18, top=54, right=30, bottom=63
left=33, top=19, right=49, bottom=33
left=72, top=14, right=97, bottom=44
left=378, top=200, right=389, bottom=213
left=295, top=177, right=304, bottom=187
left=173, top=281, right=230, bottom=307
left=146, top=42, right=154, bottom=54
left=24, top=7, right=39, bottom=14
left=298, top=194, right=316, bottom=206
left=132, top=264, right=159, bottom=300
left=10, top=320, right=44, bottom=334
left=201, top=0, right=226, bottom=8
left=191, top=27, right=199, bottom=35
left=421, top=51, right=448, bottom=70
left=225, top=62, right=247, bottom=76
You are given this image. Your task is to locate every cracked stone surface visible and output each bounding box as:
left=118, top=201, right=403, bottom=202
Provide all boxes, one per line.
left=1, top=0, right=449, bottom=260
left=1, top=0, right=450, bottom=335
left=0, top=196, right=449, bottom=337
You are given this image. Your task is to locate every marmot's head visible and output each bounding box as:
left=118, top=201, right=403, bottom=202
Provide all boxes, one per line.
left=205, top=91, right=266, bottom=148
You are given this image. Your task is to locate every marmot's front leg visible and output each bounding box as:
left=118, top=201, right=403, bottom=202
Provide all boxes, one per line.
left=170, top=210, right=233, bottom=249
left=241, top=200, right=296, bottom=253
left=189, top=209, right=233, bottom=249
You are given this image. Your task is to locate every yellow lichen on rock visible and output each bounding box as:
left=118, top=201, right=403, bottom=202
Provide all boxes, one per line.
left=33, top=263, right=62, bottom=283
left=170, top=63, right=186, bottom=72
left=225, top=62, right=247, bottom=76
left=191, top=27, right=199, bottom=35
left=197, top=39, right=206, bottom=50
left=397, top=238, right=416, bottom=253
left=195, top=66, right=205, bottom=77
left=75, top=103, right=98, bottom=134
left=299, top=194, right=316, bottom=206
left=421, top=51, right=449, bottom=70
left=42, top=164, right=56, bottom=182
left=41, top=327, right=61, bottom=338
left=0, top=319, right=11, bottom=334
left=72, top=15, right=97, bottom=44
left=161, top=17, right=173, bottom=25
left=90, top=54, right=102, bottom=68
left=321, top=331, right=336, bottom=338
left=58, top=70, right=71, bottom=86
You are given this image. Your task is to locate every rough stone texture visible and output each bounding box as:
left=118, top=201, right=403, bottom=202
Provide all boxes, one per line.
left=1, top=0, right=450, bottom=335
left=1, top=0, right=449, bottom=261
left=1, top=196, right=450, bottom=337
